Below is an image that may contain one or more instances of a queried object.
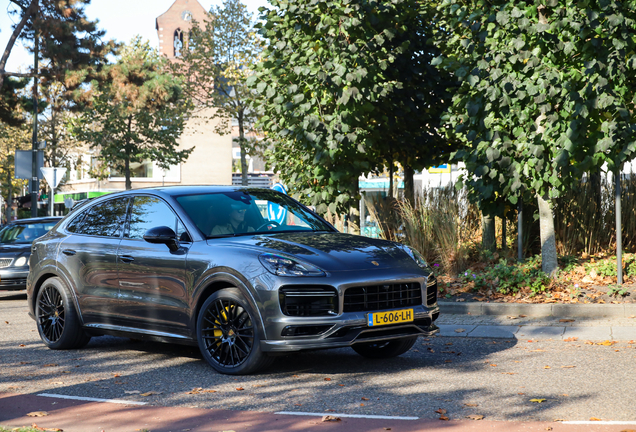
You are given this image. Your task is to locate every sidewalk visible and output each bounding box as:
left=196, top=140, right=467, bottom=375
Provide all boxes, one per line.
left=436, top=301, right=636, bottom=341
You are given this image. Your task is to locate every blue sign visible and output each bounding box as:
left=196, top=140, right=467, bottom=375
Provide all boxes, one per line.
left=268, top=183, right=288, bottom=224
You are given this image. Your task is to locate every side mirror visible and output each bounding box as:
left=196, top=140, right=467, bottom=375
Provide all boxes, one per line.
left=143, top=226, right=180, bottom=252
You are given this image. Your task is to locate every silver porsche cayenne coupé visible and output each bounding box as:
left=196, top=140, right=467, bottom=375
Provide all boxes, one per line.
left=27, top=186, right=439, bottom=374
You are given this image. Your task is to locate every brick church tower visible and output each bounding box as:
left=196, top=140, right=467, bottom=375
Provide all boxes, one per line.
left=156, top=0, right=208, bottom=60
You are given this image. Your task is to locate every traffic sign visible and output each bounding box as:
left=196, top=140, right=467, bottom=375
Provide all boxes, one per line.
left=40, top=167, right=66, bottom=188
left=268, top=183, right=288, bottom=224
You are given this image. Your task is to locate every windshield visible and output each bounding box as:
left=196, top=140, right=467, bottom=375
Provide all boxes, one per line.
left=175, top=190, right=334, bottom=238
left=0, top=221, right=57, bottom=244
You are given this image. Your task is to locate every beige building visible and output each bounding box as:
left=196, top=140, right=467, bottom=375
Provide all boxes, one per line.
left=56, top=0, right=232, bottom=207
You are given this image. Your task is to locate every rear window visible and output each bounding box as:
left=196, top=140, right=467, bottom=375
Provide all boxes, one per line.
left=0, top=222, right=58, bottom=244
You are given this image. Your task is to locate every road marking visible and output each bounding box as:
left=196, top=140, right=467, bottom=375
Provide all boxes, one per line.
left=562, top=421, right=636, bottom=425
left=38, top=393, right=147, bottom=406
left=275, top=411, right=418, bottom=420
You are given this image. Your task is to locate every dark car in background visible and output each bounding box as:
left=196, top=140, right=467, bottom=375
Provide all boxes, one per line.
left=26, top=187, right=439, bottom=374
left=0, top=217, right=61, bottom=291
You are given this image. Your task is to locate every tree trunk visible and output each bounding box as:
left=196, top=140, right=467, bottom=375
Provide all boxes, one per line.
left=403, top=165, right=415, bottom=207
left=388, top=161, right=394, bottom=199
left=6, top=169, right=12, bottom=223
left=537, top=193, right=558, bottom=277
left=239, top=110, right=248, bottom=186
left=481, top=211, right=495, bottom=252
left=125, top=116, right=132, bottom=190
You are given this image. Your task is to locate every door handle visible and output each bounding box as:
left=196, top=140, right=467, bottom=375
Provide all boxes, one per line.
left=62, top=249, right=76, bottom=256
left=119, top=255, right=135, bottom=263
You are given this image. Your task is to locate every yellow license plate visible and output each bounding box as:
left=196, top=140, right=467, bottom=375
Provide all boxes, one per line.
left=367, top=309, right=414, bottom=327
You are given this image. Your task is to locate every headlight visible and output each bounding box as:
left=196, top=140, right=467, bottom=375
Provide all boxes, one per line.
left=259, top=253, right=326, bottom=277
left=403, top=246, right=430, bottom=270
left=14, top=256, right=28, bottom=267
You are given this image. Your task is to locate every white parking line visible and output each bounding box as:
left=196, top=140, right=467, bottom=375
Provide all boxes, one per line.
left=38, top=393, right=147, bottom=406
left=562, top=421, right=636, bottom=425
left=275, top=411, right=418, bottom=420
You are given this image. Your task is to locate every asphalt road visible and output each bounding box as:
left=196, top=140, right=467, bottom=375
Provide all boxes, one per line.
left=2, top=290, right=636, bottom=424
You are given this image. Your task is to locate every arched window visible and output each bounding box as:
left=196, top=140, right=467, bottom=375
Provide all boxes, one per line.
left=173, top=29, right=184, bottom=57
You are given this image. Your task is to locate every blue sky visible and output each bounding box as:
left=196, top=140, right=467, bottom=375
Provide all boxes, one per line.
left=0, top=0, right=268, bottom=72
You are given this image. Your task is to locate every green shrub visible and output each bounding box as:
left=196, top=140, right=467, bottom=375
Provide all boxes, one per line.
left=460, top=256, right=550, bottom=295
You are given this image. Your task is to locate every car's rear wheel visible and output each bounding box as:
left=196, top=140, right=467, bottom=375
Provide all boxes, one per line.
left=352, top=336, right=418, bottom=359
left=197, top=288, right=273, bottom=375
left=36, top=277, right=91, bottom=349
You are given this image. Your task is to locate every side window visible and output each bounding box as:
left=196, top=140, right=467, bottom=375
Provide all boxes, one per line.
left=127, top=196, right=177, bottom=240
left=66, top=198, right=129, bottom=237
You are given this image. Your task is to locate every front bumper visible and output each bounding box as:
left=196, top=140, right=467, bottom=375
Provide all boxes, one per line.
left=260, top=305, right=440, bottom=352
left=0, top=267, right=29, bottom=290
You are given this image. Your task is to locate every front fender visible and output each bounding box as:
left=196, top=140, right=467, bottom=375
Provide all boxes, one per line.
left=190, top=269, right=268, bottom=340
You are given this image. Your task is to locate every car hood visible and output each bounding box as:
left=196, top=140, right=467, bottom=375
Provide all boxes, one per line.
left=0, top=243, right=30, bottom=257
left=224, top=231, right=419, bottom=272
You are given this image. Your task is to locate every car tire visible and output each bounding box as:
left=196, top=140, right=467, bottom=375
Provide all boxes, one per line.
left=352, top=336, right=418, bottom=359
left=35, top=277, right=91, bottom=350
left=197, top=288, right=274, bottom=375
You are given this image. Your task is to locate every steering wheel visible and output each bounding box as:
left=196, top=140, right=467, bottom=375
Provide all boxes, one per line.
left=257, top=221, right=280, bottom=231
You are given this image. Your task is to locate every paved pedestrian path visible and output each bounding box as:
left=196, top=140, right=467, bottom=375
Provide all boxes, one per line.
left=436, top=305, right=636, bottom=341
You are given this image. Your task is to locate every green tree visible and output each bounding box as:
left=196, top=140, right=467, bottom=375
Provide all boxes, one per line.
left=250, top=0, right=455, bottom=215
left=171, top=0, right=262, bottom=186
left=1, top=0, right=115, bottom=101
left=73, top=37, right=193, bottom=190
left=433, top=0, right=636, bottom=276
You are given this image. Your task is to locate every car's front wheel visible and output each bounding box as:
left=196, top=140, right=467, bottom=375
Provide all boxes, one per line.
left=352, top=337, right=418, bottom=359
left=35, top=277, right=91, bottom=349
left=197, top=288, right=273, bottom=375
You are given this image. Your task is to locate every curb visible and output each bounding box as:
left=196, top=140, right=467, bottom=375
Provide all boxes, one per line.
left=438, top=301, right=636, bottom=318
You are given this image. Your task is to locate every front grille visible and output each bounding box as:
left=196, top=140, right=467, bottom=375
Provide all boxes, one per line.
left=279, top=285, right=338, bottom=317
left=0, top=278, right=26, bottom=286
left=343, top=282, right=422, bottom=313
left=0, top=258, right=12, bottom=268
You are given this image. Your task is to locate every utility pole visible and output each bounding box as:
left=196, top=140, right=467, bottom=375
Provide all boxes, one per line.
left=30, top=2, right=39, bottom=218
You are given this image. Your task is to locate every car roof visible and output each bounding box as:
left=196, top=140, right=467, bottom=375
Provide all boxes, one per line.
left=103, top=185, right=273, bottom=198
left=10, top=217, right=62, bottom=224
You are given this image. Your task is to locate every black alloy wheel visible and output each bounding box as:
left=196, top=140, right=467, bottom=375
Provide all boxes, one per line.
left=35, top=277, right=91, bottom=349
left=197, top=288, right=273, bottom=375
left=352, top=336, right=418, bottom=359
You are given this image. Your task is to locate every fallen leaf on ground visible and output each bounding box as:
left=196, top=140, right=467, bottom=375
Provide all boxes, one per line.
left=140, top=391, right=161, bottom=397
left=466, top=414, right=484, bottom=420
left=490, top=364, right=497, bottom=367
left=360, top=403, right=365, bottom=407
left=585, top=341, right=595, bottom=345
left=597, top=340, right=616, bottom=346
left=519, top=315, right=527, bottom=318
left=589, top=417, right=602, bottom=421
left=553, top=419, right=565, bottom=422
left=322, top=415, right=341, bottom=422
left=561, top=365, right=576, bottom=368
left=27, top=412, right=49, bottom=417
left=18, top=344, right=25, bottom=347
left=324, top=378, right=331, bottom=381
left=543, top=366, right=551, bottom=369
left=545, top=427, right=553, bottom=431
left=445, top=342, right=453, bottom=346
left=564, top=337, right=578, bottom=342
left=42, top=364, right=58, bottom=367
left=530, top=399, right=546, bottom=403
left=435, top=408, right=447, bottom=414
left=361, top=397, right=369, bottom=401
left=559, top=319, right=575, bottom=323
left=235, top=387, right=244, bottom=391
left=507, top=316, right=518, bottom=319
left=444, top=360, right=452, bottom=363
left=463, top=403, right=478, bottom=407
left=502, top=372, right=516, bottom=375
left=31, top=424, right=62, bottom=432
left=455, top=328, right=466, bottom=333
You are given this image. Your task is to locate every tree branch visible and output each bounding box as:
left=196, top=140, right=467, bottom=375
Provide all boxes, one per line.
left=0, top=0, right=38, bottom=88
left=0, top=70, right=36, bottom=78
